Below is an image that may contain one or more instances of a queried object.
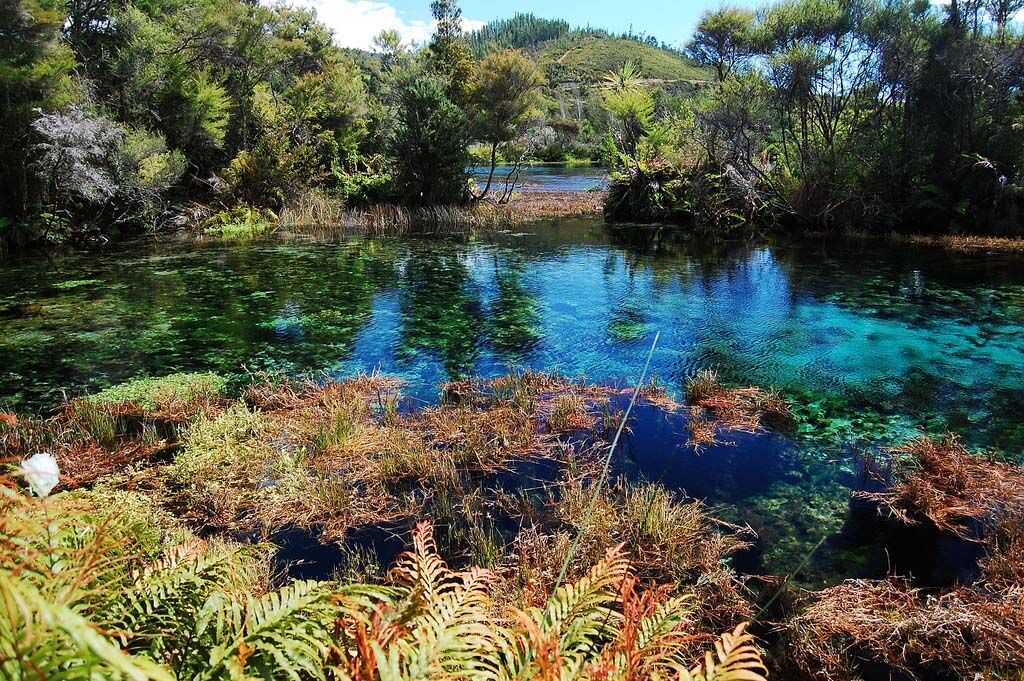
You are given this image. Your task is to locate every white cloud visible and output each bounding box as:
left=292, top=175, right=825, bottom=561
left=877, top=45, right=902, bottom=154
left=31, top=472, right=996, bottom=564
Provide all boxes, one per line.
left=295, top=0, right=484, bottom=51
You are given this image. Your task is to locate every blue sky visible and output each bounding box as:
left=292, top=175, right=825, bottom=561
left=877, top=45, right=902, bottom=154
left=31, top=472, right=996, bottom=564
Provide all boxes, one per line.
left=303, top=0, right=753, bottom=51
left=303, top=0, right=963, bottom=51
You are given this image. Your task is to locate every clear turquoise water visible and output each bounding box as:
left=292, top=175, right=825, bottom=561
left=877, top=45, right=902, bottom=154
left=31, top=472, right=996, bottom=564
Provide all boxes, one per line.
left=3, top=220, right=1023, bottom=582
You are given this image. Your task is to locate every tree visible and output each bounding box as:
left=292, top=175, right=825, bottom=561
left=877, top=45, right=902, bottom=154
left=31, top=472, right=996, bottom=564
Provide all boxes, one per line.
left=0, top=0, right=77, bottom=218
left=389, top=76, right=470, bottom=205
left=601, top=61, right=655, bottom=165
left=686, top=6, right=757, bottom=82
left=427, top=0, right=474, bottom=105
left=372, top=29, right=406, bottom=72
left=31, top=106, right=122, bottom=215
left=467, top=13, right=570, bottom=57
left=469, top=50, right=542, bottom=201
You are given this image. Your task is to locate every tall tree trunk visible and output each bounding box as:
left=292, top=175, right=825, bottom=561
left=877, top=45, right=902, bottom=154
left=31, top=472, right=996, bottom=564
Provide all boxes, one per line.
left=477, top=141, right=498, bottom=201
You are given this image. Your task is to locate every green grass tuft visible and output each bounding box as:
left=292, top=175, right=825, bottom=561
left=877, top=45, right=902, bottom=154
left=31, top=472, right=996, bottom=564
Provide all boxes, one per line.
left=87, top=372, right=228, bottom=412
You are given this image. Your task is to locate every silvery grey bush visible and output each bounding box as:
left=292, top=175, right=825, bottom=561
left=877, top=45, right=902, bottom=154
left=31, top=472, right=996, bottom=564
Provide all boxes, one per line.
left=31, top=106, right=186, bottom=230
left=31, top=106, right=122, bottom=207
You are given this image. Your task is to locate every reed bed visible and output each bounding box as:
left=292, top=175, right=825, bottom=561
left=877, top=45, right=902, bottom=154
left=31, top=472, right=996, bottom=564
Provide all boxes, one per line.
left=277, top=189, right=345, bottom=228
left=282, top=191, right=606, bottom=237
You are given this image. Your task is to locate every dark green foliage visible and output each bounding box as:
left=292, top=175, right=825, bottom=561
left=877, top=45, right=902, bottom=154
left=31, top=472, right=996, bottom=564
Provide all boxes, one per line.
left=426, top=0, right=474, bottom=105
left=0, top=0, right=77, bottom=223
left=0, top=0, right=370, bottom=248
left=467, top=13, right=571, bottom=57
left=389, top=76, right=470, bottom=206
left=608, top=0, right=1024, bottom=235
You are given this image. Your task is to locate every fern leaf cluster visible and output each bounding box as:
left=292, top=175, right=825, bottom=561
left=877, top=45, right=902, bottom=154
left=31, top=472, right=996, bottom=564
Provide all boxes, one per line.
left=0, top=485, right=768, bottom=681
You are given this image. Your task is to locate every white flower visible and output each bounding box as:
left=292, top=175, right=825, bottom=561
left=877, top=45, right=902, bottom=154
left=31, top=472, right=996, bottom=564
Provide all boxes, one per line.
left=21, top=453, right=60, bottom=498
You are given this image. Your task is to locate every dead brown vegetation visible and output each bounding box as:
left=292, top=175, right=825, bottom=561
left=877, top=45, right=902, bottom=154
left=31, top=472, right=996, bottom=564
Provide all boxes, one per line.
left=790, top=573, right=1024, bottom=680
left=1, top=370, right=758, bottom=654
left=855, top=435, right=1024, bottom=540
left=789, top=436, right=1024, bottom=680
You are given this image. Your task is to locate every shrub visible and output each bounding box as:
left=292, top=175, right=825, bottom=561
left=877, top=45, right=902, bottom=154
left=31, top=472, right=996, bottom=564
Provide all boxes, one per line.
left=201, top=204, right=277, bottom=238
left=389, top=75, right=471, bottom=206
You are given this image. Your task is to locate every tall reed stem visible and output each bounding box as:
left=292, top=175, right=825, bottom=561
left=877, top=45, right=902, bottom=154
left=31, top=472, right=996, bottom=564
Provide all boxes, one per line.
left=553, top=331, right=660, bottom=593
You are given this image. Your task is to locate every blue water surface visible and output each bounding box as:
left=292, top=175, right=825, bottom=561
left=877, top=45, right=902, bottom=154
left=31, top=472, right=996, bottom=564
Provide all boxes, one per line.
left=3, top=219, right=1023, bottom=582
left=468, top=164, right=607, bottom=192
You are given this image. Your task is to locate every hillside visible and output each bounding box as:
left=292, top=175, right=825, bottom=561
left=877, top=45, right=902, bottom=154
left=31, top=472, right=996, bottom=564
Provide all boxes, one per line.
left=468, top=14, right=710, bottom=86
left=538, top=34, right=709, bottom=84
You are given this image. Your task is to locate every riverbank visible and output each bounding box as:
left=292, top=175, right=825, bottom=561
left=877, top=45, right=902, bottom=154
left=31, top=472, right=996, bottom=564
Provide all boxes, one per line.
left=890, top=232, right=1024, bottom=254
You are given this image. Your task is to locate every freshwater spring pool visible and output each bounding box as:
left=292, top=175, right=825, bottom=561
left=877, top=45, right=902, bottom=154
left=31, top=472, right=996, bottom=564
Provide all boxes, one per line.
left=3, top=219, right=1022, bottom=583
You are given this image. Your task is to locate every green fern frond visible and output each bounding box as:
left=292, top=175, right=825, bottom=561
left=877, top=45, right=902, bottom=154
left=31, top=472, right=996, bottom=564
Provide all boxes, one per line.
left=368, top=523, right=506, bottom=680
left=0, top=570, right=174, bottom=681
left=199, top=579, right=338, bottom=680
left=498, top=546, right=631, bottom=678
left=628, top=594, right=697, bottom=667
left=389, top=521, right=457, bottom=603
left=676, top=623, right=768, bottom=681
left=381, top=566, right=503, bottom=680
left=536, top=546, right=630, bottom=648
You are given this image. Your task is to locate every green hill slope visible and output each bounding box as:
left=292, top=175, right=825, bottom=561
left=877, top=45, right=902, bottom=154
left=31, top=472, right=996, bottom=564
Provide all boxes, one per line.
left=538, top=35, right=709, bottom=84
left=467, top=14, right=710, bottom=86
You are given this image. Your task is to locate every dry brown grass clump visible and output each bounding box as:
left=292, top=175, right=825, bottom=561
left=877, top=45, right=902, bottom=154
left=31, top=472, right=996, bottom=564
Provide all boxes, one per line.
left=789, top=574, right=1024, bottom=680
left=499, top=478, right=754, bottom=639
left=980, top=520, right=1024, bottom=590
left=789, top=435, right=1024, bottom=680
left=685, top=369, right=793, bottom=431
left=685, top=407, right=720, bottom=451
left=856, top=435, right=1024, bottom=540
left=897, top=232, right=1024, bottom=254
left=443, top=370, right=613, bottom=429
left=677, top=369, right=794, bottom=449
left=242, top=371, right=402, bottom=413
